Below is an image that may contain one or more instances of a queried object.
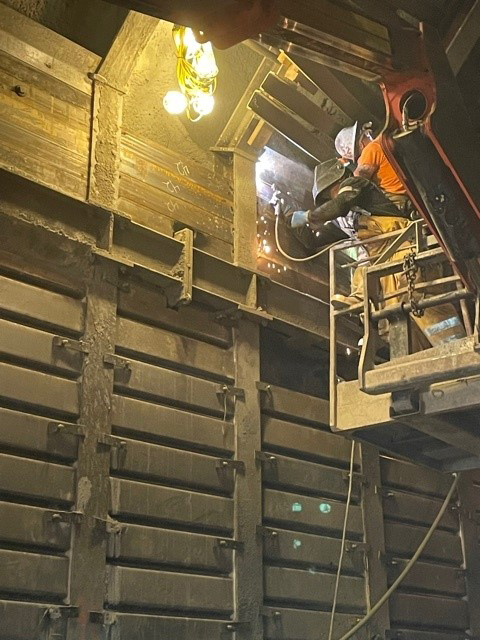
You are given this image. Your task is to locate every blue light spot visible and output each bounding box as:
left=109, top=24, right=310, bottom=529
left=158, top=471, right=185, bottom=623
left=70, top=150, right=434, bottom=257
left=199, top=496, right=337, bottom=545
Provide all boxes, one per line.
left=291, top=502, right=303, bottom=513
left=319, top=503, right=332, bottom=514
left=293, top=539, right=302, bottom=550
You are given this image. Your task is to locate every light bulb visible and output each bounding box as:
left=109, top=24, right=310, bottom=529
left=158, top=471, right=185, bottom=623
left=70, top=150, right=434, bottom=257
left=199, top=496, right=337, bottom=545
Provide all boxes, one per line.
left=163, top=91, right=187, bottom=115
left=191, top=93, right=215, bottom=116
left=193, top=45, right=218, bottom=79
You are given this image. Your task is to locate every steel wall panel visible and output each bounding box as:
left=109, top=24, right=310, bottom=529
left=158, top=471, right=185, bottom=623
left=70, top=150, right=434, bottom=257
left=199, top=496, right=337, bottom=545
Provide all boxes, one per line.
left=390, top=593, right=469, bottom=629
left=0, top=407, right=78, bottom=461
left=0, top=549, right=68, bottom=601
left=260, top=384, right=329, bottom=426
left=111, top=395, right=234, bottom=453
left=0, top=600, right=68, bottom=640
left=0, top=502, right=71, bottom=551
left=106, top=566, right=233, bottom=614
left=117, top=283, right=232, bottom=348
left=0, top=319, right=83, bottom=375
left=261, top=453, right=360, bottom=501
left=0, top=275, right=84, bottom=333
left=113, top=438, right=234, bottom=494
left=380, top=457, right=452, bottom=498
left=110, top=613, right=232, bottom=639
left=0, top=363, right=79, bottom=417
left=263, top=527, right=365, bottom=575
left=0, top=453, right=74, bottom=505
left=116, top=316, right=234, bottom=381
left=113, top=360, right=225, bottom=415
left=262, top=607, right=369, bottom=640
left=387, top=560, right=465, bottom=596
left=264, top=566, right=366, bottom=612
left=383, top=490, right=459, bottom=531
left=109, top=524, right=233, bottom=573
left=262, top=415, right=356, bottom=467
left=384, top=522, right=463, bottom=565
left=110, top=478, right=233, bottom=533
left=264, top=488, right=363, bottom=538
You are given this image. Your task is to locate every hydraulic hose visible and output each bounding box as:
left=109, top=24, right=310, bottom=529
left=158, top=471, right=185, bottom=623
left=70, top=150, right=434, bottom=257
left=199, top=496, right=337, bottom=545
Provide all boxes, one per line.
left=336, top=473, right=460, bottom=640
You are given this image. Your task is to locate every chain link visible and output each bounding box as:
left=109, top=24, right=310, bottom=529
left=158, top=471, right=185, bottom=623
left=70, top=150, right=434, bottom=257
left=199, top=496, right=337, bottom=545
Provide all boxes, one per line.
left=403, top=250, right=424, bottom=317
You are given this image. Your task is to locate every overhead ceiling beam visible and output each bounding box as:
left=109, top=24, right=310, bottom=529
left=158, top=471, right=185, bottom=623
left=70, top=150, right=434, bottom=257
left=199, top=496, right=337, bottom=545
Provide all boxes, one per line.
left=446, top=0, right=480, bottom=75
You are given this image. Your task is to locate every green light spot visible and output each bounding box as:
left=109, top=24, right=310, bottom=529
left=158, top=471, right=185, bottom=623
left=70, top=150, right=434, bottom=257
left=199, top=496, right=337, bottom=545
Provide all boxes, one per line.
left=292, top=502, right=302, bottom=513
left=319, top=503, right=332, bottom=514
left=293, top=539, right=302, bottom=550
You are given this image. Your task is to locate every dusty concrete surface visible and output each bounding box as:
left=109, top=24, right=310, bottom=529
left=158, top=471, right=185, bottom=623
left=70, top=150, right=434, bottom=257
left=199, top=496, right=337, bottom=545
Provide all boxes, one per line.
left=0, top=0, right=127, bottom=55
left=123, top=20, right=261, bottom=164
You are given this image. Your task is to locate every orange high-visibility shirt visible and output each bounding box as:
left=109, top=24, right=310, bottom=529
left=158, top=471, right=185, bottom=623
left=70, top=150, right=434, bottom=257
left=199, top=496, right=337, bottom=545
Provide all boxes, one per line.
left=357, top=139, right=406, bottom=194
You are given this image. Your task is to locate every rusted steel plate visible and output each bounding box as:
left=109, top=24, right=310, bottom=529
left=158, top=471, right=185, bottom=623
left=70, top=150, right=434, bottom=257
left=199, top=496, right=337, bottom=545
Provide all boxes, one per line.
left=262, top=527, right=365, bottom=575
left=0, top=407, right=78, bottom=461
left=261, top=453, right=360, bottom=501
left=116, top=317, right=234, bottom=381
left=383, top=490, right=459, bottom=532
left=0, top=502, right=70, bottom=552
left=384, top=522, right=463, bottom=565
left=111, top=395, right=234, bottom=454
left=262, top=416, right=357, bottom=468
left=259, top=384, right=329, bottom=426
left=110, top=478, right=233, bottom=533
left=117, top=283, right=232, bottom=349
left=263, top=606, right=368, bottom=640
left=0, top=453, right=74, bottom=505
left=106, top=566, right=233, bottom=614
left=0, top=549, right=68, bottom=600
left=0, top=363, right=79, bottom=417
left=0, top=275, right=83, bottom=333
left=0, top=318, right=83, bottom=375
left=388, top=560, right=466, bottom=596
left=114, top=438, right=234, bottom=494
left=264, top=566, right=366, bottom=612
left=110, top=613, right=232, bottom=640
left=381, top=457, right=453, bottom=498
left=263, top=489, right=363, bottom=538
left=109, top=523, right=232, bottom=573
left=113, top=359, right=226, bottom=416
left=390, top=593, right=469, bottom=630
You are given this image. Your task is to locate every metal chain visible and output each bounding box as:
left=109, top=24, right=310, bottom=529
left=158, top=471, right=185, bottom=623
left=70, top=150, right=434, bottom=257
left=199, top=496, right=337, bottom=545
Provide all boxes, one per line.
left=403, top=250, right=424, bottom=317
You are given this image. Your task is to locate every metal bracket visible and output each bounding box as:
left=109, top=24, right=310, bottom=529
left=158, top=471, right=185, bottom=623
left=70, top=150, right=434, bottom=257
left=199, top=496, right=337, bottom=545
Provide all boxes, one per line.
left=89, top=611, right=118, bottom=626
left=261, top=607, right=282, bottom=619
left=380, top=552, right=399, bottom=567
left=52, top=336, right=88, bottom=354
left=256, top=381, right=272, bottom=394
left=50, top=510, right=84, bottom=525
left=216, top=459, right=246, bottom=473
left=216, top=538, right=244, bottom=551
left=97, top=434, right=127, bottom=449
left=375, top=486, right=395, bottom=499
left=94, top=516, right=126, bottom=536
left=257, top=525, right=278, bottom=540
left=224, top=621, right=249, bottom=632
left=215, top=305, right=272, bottom=327
left=255, top=451, right=277, bottom=464
left=103, top=354, right=131, bottom=370
left=216, top=384, right=245, bottom=400
left=48, top=421, right=86, bottom=438
left=342, top=471, right=368, bottom=487
left=390, top=390, right=420, bottom=418
left=166, top=228, right=194, bottom=309
left=47, top=606, right=79, bottom=620
left=345, top=541, right=369, bottom=554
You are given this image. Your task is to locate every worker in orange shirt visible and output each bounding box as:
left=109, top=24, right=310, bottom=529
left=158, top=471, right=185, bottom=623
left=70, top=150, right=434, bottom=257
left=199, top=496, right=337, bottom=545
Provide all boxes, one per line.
left=335, top=122, right=412, bottom=215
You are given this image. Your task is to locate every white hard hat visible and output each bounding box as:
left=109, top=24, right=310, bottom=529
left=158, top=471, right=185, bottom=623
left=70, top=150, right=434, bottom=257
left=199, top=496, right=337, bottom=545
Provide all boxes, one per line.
left=335, top=122, right=359, bottom=162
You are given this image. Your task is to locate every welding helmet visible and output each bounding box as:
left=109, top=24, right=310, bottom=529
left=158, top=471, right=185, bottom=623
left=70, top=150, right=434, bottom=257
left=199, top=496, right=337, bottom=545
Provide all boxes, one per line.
left=335, top=123, right=359, bottom=162
left=312, top=158, right=349, bottom=205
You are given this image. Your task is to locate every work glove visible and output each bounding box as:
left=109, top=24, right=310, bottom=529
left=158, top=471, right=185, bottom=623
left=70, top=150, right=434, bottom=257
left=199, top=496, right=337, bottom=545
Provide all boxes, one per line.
left=290, top=210, right=309, bottom=229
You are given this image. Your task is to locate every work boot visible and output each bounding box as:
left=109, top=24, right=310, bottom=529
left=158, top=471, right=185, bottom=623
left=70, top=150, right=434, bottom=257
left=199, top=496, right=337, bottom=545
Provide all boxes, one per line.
left=331, top=294, right=363, bottom=310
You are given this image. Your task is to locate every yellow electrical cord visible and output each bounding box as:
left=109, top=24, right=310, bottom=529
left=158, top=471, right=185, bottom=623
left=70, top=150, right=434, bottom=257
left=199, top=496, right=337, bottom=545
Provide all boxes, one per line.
left=173, top=25, right=217, bottom=122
